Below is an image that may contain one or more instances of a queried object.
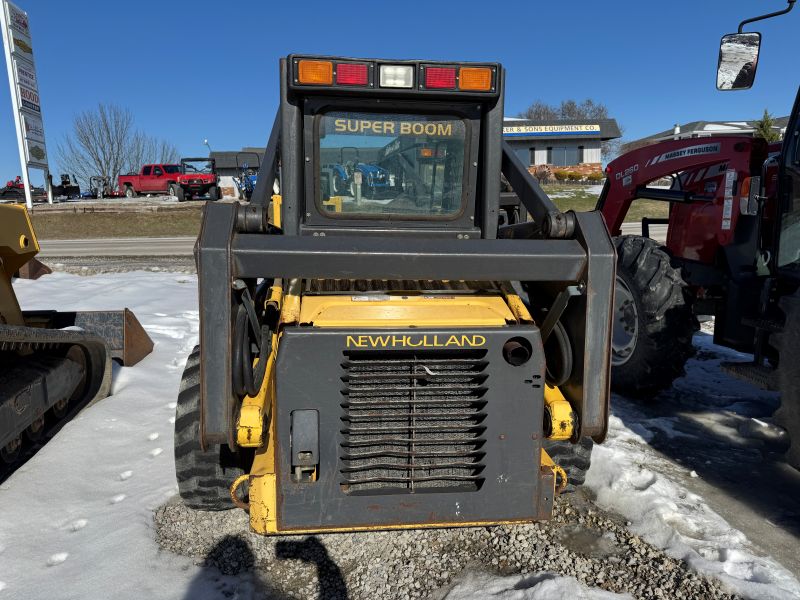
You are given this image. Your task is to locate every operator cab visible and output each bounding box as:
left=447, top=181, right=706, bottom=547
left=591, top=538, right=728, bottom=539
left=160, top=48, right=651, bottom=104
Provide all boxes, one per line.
left=280, top=56, right=503, bottom=239
left=717, top=3, right=800, bottom=281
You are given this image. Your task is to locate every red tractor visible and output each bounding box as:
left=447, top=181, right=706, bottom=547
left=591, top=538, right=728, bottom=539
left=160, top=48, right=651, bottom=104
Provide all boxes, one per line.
left=598, top=1, right=800, bottom=467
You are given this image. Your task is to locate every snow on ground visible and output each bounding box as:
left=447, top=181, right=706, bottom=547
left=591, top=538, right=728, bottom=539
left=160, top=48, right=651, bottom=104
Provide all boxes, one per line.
left=440, top=572, right=632, bottom=599
left=586, top=326, right=800, bottom=600
left=1, top=272, right=201, bottom=600
left=2, top=272, right=799, bottom=600
left=545, top=184, right=605, bottom=200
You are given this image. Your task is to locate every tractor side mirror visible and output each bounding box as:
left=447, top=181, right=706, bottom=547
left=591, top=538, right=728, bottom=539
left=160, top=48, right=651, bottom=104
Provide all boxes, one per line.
left=717, top=32, right=761, bottom=90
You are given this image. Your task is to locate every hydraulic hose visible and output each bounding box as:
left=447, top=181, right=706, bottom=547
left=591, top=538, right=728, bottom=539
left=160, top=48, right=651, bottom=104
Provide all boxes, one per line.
left=545, top=320, right=573, bottom=388
left=232, top=301, right=271, bottom=399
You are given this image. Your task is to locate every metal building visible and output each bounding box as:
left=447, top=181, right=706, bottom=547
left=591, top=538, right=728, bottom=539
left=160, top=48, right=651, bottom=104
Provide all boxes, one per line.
left=503, top=118, right=621, bottom=174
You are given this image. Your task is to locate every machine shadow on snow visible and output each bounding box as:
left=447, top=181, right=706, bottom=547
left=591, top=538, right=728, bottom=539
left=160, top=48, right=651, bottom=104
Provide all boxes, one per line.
left=180, top=535, right=348, bottom=600
left=612, top=331, right=800, bottom=539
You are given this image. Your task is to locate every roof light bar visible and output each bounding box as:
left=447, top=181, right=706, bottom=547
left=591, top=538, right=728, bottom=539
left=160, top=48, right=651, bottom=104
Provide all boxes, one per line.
left=379, top=65, right=414, bottom=88
left=291, top=56, right=499, bottom=95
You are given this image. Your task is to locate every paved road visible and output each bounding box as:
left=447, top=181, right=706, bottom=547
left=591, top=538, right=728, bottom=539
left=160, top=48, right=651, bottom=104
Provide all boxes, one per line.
left=39, top=224, right=667, bottom=258
left=38, top=236, right=196, bottom=257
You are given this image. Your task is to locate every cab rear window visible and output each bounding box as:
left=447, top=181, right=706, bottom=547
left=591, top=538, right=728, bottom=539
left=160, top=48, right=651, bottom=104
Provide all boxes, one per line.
left=317, top=111, right=467, bottom=219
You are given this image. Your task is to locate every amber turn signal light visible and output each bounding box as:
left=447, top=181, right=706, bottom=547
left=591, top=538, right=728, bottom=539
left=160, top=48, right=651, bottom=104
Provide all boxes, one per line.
left=297, top=60, right=333, bottom=85
left=459, top=67, right=493, bottom=91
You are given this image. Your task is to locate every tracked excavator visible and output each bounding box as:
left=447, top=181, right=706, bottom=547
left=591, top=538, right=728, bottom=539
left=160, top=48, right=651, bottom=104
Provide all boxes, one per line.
left=0, top=204, right=153, bottom=468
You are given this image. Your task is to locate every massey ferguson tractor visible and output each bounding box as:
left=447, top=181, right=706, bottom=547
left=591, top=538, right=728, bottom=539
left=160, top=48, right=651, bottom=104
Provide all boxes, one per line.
left=599, top=0, right=800, bottom=467
left=173, top=54, right=616, bottom=533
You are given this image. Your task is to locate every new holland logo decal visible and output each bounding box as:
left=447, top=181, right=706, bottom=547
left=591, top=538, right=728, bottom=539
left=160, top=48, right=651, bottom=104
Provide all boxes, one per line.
left=346, top=334, right=487, bottom=349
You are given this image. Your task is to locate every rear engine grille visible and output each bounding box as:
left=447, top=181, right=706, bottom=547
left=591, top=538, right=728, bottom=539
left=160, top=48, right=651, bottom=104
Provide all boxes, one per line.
left=340, top=350, right=488, bottom=494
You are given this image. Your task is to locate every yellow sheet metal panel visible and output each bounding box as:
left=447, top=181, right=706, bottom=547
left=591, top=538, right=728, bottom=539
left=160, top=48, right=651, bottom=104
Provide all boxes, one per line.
left=498, top=283, right=534, bottom=324
left=270, top=194, right=282, bottom=228
left=237, top=332, right=280, bottom=447
left=0, top=205, right=39, bottom=326
left=299, top=294, right=516, bottom=327
left=0, top=204, right=39, bottom=274
left=246, top=397, right=279, bottom=534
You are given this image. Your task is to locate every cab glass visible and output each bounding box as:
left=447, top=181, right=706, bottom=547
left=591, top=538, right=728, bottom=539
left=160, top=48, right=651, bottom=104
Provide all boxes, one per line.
left=316, top=111, right=467, bottom=219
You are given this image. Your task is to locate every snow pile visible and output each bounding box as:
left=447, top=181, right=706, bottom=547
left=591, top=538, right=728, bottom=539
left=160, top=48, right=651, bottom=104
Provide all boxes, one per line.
left=587, top=418, right=798, bottom=599
left=441, top=571, right=632, bottom=599
left=586, top=331, right=800, bottom=600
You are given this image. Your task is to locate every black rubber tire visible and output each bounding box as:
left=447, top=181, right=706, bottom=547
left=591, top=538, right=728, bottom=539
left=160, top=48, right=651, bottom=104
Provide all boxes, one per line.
left=208, top=185, right=220, bottom=201
left=774, top=291, right=800, bottom=469
left=124, top=185, right=135, bottom=198
left=173, top=185, right=185, bottom=202
left=543, top=437, right=593, bottom=493
left=333, top=174, right=345, bottom=196
left=174, top=346, right=247, bottom=510
left=611, top=235, right=696, bottom=398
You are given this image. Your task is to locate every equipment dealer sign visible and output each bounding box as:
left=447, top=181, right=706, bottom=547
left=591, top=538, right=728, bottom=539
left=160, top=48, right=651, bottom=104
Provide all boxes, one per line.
left=17, top=80, right=38, bottom=111
left=13, top=56, right=34, bottom=88
left=2, top=0, right=48, bottom=169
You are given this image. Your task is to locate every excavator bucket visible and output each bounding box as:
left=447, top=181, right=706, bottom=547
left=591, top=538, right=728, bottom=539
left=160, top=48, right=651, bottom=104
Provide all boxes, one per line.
left=21, top=309, right=154, bottom=366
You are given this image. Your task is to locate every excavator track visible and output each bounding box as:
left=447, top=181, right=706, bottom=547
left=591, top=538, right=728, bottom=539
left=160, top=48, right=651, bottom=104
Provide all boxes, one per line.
left=0, top=324, right=113, bottom=476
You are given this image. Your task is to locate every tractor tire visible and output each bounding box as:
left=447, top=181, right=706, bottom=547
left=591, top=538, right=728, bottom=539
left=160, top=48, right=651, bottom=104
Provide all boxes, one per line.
left=173, top=185, right=185, bottom=202
left=774, top=291, right=800, bottom=468
left=207, top=185, right=220, bottom=201
left=174, top=346, right=248, bottom=511
left=124, top=185, right=136, bottom=199
left=332, top=174, right=345, bottom=196
left=543, top=437, right=593, bottom=493
left=611, top=235, right=696, bottom=398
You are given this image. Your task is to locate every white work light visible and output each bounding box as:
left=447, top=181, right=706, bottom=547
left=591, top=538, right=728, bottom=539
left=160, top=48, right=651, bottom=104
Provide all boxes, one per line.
left=379, top=65, right=414, bottom=89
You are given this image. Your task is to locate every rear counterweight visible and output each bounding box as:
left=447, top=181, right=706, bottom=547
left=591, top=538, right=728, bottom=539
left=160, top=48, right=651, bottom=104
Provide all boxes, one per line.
left=273, top=326, right=552, bottom=532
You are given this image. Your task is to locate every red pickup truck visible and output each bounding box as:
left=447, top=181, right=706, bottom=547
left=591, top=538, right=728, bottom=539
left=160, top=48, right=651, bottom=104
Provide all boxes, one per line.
left=118, top=164, right=182, bottom=198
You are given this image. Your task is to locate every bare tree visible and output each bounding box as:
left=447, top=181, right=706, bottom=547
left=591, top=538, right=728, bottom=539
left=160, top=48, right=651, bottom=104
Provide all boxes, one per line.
left=519, top=100, right=559, bottom=121
left=518, top=98, right=622, bottom=160
left=56, top=103, right=180, bottom=188
left=125, top=132, right=179, bottom=175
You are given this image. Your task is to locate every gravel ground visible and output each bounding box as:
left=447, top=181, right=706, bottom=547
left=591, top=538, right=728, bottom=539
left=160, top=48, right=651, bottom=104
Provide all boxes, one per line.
left=154, top=492, right=740, bottom=600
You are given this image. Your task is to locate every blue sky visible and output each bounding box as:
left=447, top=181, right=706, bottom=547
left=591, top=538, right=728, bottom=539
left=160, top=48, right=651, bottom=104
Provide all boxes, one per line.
left=2, top=0, right=796, bottom=182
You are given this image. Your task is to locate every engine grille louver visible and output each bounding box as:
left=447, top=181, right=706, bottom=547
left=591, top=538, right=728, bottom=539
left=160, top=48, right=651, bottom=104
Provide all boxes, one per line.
left=340, top=350, right=488, bottom=494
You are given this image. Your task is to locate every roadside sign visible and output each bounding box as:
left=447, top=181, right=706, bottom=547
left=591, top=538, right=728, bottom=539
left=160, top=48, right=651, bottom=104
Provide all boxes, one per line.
left=18, top=81, right=38, bottom=111
left=21, top=109, right=42, bottom=141
left=13, top=56, right=35, bottom=88
left=0, top=0, right=52, bottom=206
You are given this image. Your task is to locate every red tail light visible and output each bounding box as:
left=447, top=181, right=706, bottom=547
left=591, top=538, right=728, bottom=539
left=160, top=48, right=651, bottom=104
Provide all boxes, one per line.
left=336, top=63, right=368, bottom=86
left=424, top=67, right=456, bottom=89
